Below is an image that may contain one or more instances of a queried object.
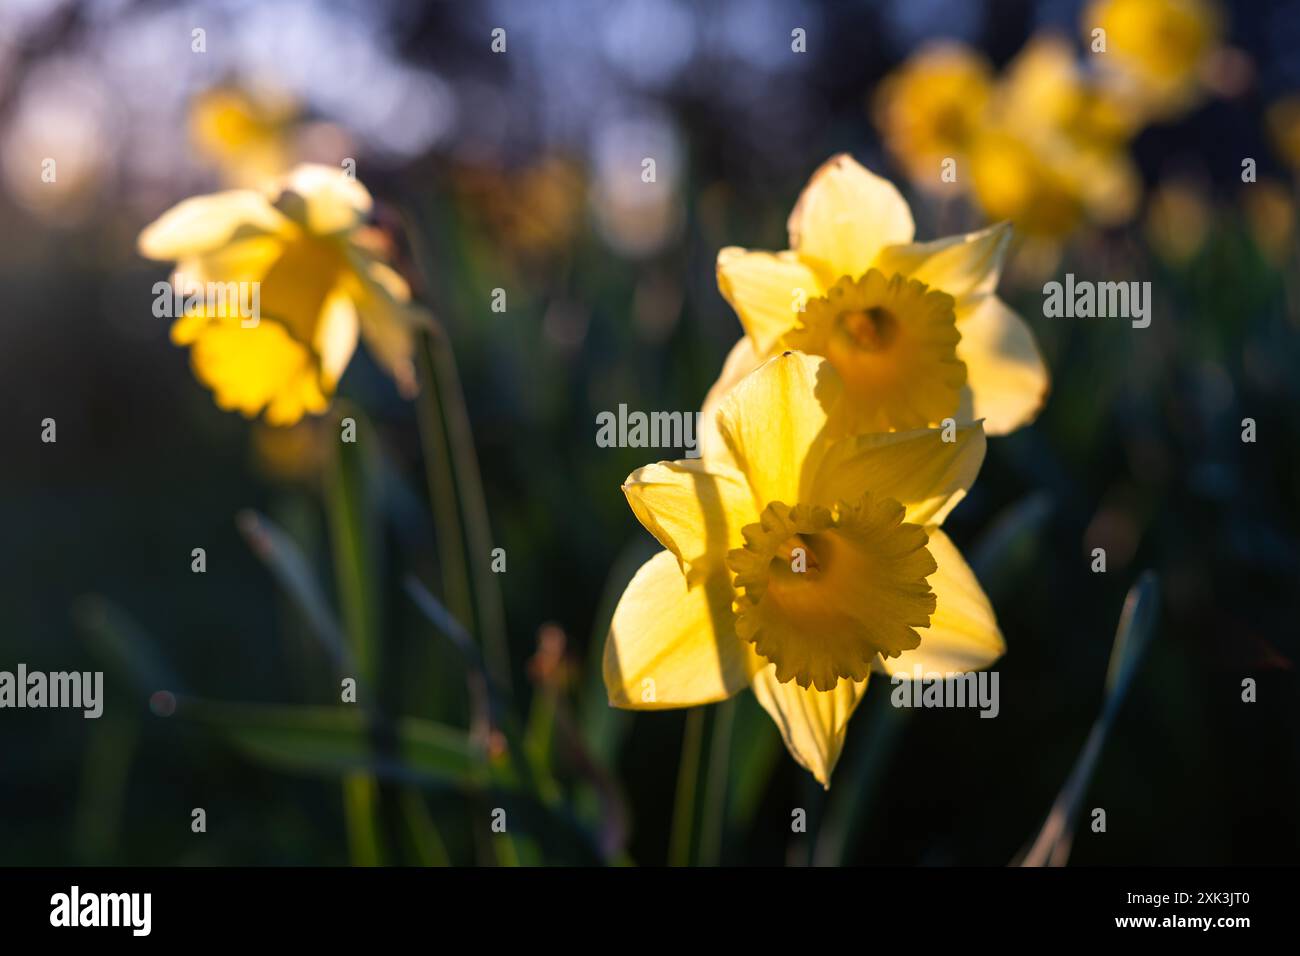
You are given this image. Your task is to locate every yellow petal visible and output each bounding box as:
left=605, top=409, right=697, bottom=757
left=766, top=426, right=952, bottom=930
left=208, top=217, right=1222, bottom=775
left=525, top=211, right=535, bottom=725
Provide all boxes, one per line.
left=716, top=248, right=823, bottom=355
left=812, top=422, right=986, bottom=527
left=313, top=287, right=360, bottom=390
left=138, top=190, right=286, bottom=260
left=872, top=221, right=1012, bottom=306
left=273, top=164, right=373, bottom=235
left=715, top=351, right=841, bottom=509
left=957, top=295, right=1049, bottom=435
left=878, top=528, right=1004, bottom=675
left=622, top=459, right=757, bottom=576
left=786, top=153, right=914, bottom=283
left=751, top=665, right=868, bottom=788
left=348, top=258, right=429, bottom=398
left=698, top=336, right=762, bottom=466
left=604, top=551, right=757, bottom=709
left=173, top=233, right=285, bottom=290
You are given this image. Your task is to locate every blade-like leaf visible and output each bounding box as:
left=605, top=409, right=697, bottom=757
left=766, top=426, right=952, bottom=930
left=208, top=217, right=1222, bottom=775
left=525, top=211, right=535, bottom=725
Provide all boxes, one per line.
left=177, top=697, right=484, bottom=788
left=236, top=509, right=355, bottom=678
left=1020, top=571, right=1160, bottom=867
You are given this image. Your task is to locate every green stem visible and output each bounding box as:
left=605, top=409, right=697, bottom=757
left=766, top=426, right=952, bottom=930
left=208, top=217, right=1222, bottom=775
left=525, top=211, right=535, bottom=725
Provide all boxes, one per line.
left=325, top=408, right=386, bottom=866
left=419, top=327, right=511, bottom=690
left=698, top=698, right=735, bottom=866
left=668, top=708, right=706, bottom=866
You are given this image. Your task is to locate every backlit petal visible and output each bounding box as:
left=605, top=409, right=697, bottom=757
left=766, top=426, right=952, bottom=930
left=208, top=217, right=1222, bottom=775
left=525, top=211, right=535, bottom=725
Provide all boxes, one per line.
left=716, top=248, right=823, bottom=355
left=751, top=665, right=868, bottom=788
left=787, top=153, right=915, bottom=283
left=623, top=460, right=757, bottom=575
left=314, top=287, right=360, bottom=390
left=715, top=351, right=842, bottom=509
left=812, top=422, right=986, bottom=526
left=957, top=295, right=1049, bottom=435
left=879, top=529, right=1005, bottom=676
left=138, top=190, right=286, bottom=260
left=698, top=336, right=762, bottom=466
left=273, top=164, right=373, bottom=236
left=872, top=221, right=1012, bottom=306
left=604, top=552, right=758, bottom=709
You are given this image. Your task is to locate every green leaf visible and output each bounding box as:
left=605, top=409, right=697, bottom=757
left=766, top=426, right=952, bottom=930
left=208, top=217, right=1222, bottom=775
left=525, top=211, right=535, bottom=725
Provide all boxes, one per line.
left=1020, top=571, right=1160, bottom=867
left=177, top=698, right=484, bottom=788
left=73, top=595, right=184, bottom=698
left=236, top=509, right=354, bottom=678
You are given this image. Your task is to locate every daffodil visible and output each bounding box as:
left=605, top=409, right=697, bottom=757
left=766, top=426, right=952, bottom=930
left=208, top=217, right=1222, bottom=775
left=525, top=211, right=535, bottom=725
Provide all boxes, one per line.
left=704, top=154, right=1048, bottom=461
left=968, top=37, right=1140, bottom=239
left=873, top=42, right=994, bottom=190
left=189, top=86, right=300, bottom=188
left=1083, top=0, right=1222, bottom=121
left=138, top=164, right=427, bottom=425
left=604, top=352, right=1003, bottom=786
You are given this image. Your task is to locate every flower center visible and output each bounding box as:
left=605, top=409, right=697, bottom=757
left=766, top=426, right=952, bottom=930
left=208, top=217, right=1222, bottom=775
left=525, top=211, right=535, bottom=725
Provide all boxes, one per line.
left=727, top=494, right=938, bottom=692
left=837, top=307, right=898, bottom=352
left=784, top=268, right=966, bottom=432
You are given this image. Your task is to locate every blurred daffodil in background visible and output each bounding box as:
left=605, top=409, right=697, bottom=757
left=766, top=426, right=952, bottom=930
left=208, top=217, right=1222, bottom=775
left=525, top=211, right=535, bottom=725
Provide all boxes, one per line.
left=970, top=36, right=1141, bottom=241
left=138, top=163, right=428, bottom=425
left=706, top=154, right=1048, bottom=443
left=189, top=85, right=302, bottom=189
left=1084, top=0, right=1223, bottom=121
left=605, top=353, right=1003, bottom=786
left=872, top=42, right=994, bottom=192
left=875, top=0, right=1227, bottom=247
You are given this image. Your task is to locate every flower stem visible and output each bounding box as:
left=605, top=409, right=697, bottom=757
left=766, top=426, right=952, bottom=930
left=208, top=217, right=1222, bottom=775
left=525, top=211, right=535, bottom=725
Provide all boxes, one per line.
left=669, top=708, right=706, bottom=866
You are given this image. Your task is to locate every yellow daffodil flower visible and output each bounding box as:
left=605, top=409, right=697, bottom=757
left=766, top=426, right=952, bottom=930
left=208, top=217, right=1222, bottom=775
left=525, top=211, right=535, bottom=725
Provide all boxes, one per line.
left=873, top=42, right=994, bottom=190
left=604, top=352, right=1003, bottom=786
left=969, top=37, right=1140, bottom=239
left=704, top=154, right=1048, bottom=460
left=189, top=86, right=300, bottom=188
left=138, top=164, right=428, bottom=425
left=1083, top=0, right=1222, bottom=121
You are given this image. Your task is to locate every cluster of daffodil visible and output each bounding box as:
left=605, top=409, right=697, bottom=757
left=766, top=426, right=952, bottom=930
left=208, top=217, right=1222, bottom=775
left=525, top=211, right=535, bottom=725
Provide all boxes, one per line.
left=875, top=0, right=1224, bottom=242
left=602, top=155, right=1049, bottom=786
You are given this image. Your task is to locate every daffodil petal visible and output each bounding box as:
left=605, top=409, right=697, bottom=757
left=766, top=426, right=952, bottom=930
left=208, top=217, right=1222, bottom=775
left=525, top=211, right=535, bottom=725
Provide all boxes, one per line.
left=623, top=460, right=757, bottom=575
left=349, top=259, right=429, bottom=399
left=698, top=336, right=762, bottom=466
left=751, top=665, right=868, bottom=788
left=604, top=552, right=757, bottom=709
left=812, top=422, right=986, bottom=526
left=138, top=190, right=286, bottom=260
left=957, top=295, right=1049, bottom=436
left=716, top=248, right=823, bottom=355
left=879, top=529, right=1005, bottom=676
left=872, top=221, right=1012, bottom=305
left=273, top=164, right=373, bottom=235
left=314, top=287, right=360, bottom=391
left=715, top=351, right=841, bottom=509
left=786, top=153, right=915, bottom=282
